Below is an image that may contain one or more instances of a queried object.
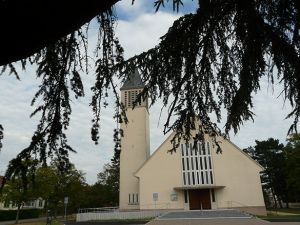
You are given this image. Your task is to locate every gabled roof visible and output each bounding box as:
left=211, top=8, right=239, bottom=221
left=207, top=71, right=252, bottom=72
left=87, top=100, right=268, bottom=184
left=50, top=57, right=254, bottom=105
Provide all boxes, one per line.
left=135, top=130, right=264, bottom=177
left=120, top=69, right=145, bottom=90
left=226, top=139, right=265, bottom=170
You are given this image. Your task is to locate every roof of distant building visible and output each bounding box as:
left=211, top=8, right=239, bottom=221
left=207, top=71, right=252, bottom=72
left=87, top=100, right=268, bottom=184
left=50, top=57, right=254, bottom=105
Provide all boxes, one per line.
left=120, top=69, right=145, bottom=90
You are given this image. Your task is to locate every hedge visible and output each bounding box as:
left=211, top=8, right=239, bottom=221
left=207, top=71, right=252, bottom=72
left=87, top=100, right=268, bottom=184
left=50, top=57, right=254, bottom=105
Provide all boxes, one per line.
left=0, top=208, right=40, bottom=221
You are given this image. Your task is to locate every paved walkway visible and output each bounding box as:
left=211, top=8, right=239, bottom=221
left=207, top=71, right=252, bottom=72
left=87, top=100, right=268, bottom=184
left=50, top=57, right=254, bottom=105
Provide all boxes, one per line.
left=65, top=222, right=145, bottom=225
left=148, top=218, right=265, bottom=225
left=157, top=209, right=251, bottom=220
left=147, top=218, right=300, bottom=225
left=146, top=210, right=299, bottom=225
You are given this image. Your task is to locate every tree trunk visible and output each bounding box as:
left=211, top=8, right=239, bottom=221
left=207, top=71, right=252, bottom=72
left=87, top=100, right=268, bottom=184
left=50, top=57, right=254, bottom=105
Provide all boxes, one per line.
left=278, top=197, right=283, bottom=208
left=286, top=201, right=289, bottom=208
left=54, top=202, right=58, bottom=218
left=271, top=188, right=278, bottom=208
left=15, top=203, right=21, bottom=224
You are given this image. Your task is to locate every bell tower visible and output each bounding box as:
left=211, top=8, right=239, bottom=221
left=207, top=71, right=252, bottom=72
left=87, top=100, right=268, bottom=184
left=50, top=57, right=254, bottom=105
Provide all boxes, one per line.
left=119, top=69, right=150, bottom=210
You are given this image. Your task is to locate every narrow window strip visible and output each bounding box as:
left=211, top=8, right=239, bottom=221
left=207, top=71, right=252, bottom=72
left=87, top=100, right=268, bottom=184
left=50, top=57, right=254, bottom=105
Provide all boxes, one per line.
left=209, top=156, right=212, bottom=169
left=207, top=142, right=211, bottom=155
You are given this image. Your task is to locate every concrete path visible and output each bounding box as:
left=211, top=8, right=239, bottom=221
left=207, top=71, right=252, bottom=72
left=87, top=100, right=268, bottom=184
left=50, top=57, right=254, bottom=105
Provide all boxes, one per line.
left=157, top=209, right=251, bottom=220
left=147, top=218, right=300, bottom=225
left=65, top=222, right=145, bottom=225
left=146, top=210, right=299, bottom=225
left=147, top=218, right=267, bottom=225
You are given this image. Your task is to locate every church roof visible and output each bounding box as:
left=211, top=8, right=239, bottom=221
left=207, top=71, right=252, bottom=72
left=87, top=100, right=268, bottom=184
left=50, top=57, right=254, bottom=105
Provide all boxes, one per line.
left=135, top=130, right=264, bottom=177
left=120, top=69, right=145, bottom=90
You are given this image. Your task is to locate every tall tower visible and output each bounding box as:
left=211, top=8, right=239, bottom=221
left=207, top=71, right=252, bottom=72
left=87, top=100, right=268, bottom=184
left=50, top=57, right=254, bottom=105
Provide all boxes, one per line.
left=119, top=69, right=150, bottom=210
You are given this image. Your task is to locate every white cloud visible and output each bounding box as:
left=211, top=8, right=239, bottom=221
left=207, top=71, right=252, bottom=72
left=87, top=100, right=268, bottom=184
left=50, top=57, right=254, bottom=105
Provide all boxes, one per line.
left=228, top=79, right=295, bottom=149
left=116, top=11, right=181, bottom=58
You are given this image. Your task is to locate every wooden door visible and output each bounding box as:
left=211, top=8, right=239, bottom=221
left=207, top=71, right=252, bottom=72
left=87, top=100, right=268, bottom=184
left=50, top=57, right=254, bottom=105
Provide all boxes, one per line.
left=189, top=189, right=211, bottom=210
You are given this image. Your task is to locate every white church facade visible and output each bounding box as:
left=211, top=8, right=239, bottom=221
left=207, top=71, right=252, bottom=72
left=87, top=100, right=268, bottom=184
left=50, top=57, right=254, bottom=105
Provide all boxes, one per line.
left=119, top=70, right=266, bottom=216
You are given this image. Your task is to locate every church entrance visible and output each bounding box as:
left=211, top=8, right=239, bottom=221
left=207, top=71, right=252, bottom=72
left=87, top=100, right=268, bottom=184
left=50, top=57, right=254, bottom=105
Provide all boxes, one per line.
left=189, top=189, right=211, bottom=210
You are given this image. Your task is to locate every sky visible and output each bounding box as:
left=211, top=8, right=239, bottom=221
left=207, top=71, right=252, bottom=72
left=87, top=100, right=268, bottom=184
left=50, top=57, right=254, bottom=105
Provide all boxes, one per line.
left=0, top=0, right=296, bottom=184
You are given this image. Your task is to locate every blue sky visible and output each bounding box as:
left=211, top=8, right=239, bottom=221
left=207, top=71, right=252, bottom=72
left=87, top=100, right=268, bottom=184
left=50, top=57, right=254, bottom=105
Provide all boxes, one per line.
left=0, top=0, right=296, bottom=184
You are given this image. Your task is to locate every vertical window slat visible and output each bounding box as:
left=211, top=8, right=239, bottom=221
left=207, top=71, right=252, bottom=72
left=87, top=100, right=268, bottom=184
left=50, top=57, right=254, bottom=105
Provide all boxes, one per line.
left=181, top=141, right=214, bottom=186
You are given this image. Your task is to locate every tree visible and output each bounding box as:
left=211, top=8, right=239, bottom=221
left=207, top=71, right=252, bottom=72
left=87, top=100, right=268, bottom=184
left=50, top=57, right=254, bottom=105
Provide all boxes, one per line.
left=244, top=138, right=288, bottom=208
left=34, top=162, right=87, bottom=216
left=1, top=1, right=299, bottom=177
left=97, top=145, right=120, bottom=205
left=1, top=159, right=37, bottom=224
left=80, top=182, right=117, bottom=208
left=0, top=0, right=119, bottom=65
left=285, top=134, right=300, bottom=202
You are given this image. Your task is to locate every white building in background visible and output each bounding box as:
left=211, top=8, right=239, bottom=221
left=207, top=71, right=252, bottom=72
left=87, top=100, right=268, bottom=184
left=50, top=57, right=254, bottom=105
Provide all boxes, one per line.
left=0, top=175, right=45, bottom=210
left=0, top=198, right=45, bottom=210
left=119, top=70, right=266, bottom=216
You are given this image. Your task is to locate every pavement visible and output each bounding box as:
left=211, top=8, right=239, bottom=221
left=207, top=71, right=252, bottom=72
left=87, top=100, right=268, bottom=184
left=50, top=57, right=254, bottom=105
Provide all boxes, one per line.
left=146, top=218, right=300, bottom=225
left=145, top=209, right=299, bottom=225
left=65, top=221, right=146, bottom=225
left=157, top=209, right=252, bottom=220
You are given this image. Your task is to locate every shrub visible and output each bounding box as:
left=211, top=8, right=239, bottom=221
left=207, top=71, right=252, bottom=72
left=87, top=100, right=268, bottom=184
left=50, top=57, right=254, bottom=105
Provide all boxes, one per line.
left=0, top=208, right=40, bottom=221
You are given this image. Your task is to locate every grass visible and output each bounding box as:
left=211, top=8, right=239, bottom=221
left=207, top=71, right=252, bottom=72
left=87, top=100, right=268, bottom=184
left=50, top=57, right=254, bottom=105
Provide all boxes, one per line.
left=258, top=208, right=300, bottom=222
left=268, top=208, right=300, bottom=214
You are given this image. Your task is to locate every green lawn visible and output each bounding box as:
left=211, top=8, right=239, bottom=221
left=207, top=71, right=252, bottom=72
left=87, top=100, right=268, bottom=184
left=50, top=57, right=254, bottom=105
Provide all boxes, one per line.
left=268, top=208, right=300, bottom=214
left=259, top=208, right=300, bottom=222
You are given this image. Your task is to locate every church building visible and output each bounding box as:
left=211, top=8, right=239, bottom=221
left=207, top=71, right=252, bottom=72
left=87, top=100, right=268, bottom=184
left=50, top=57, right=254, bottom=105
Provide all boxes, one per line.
left=119, top=70, right=266, bottom=216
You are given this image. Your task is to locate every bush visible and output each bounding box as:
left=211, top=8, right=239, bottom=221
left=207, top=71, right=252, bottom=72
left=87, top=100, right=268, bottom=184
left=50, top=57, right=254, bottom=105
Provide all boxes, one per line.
left=0, top=208, right=40, bottom=221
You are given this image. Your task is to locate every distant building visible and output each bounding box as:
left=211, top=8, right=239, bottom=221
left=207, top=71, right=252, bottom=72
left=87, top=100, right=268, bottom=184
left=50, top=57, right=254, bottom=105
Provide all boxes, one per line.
left=119, top=69, right=266, bottom=216
left=0, top=198, right=45, bottom=210
left=0, top=175, right=45, bottom=210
